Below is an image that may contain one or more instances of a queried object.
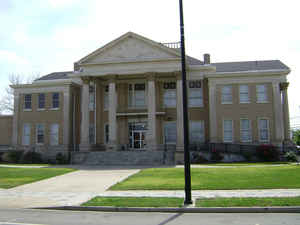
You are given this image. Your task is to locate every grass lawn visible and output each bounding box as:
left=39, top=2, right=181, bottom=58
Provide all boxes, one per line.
left=110, top=165, right=300, bottom=190
left=82, top=197, right=184, bottom=208
left=0, top=167, right=76, bottom=189
left=0, top=163, right=50, bottom=166
left=196, top=197, right=300, bottom=207
left=197, top=162, right=291, bottom=166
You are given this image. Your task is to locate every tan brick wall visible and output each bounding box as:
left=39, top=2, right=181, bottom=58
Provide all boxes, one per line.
left=0, top=116, right=13, bottom=145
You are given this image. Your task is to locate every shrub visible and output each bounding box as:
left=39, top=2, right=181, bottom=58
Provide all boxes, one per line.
left=256, top=144, right=279, bottom=162
left=242, top=151, right=253, bottom=162
left=210, top=149, right=224, bottom=162
left=284, top=151, right=298, bottom=162
left=56, top=153, right=68, bottom=164
left=1, top=151, right=23, bottom=163
left=191, top=152, right=208, bottom=164
left=20, top=151, right=43, bottom=164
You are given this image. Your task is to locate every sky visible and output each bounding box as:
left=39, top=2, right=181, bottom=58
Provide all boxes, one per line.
left=0, top=0, right=300, bottom=126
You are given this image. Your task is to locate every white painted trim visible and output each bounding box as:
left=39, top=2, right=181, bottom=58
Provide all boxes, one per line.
left=205, top=69, right=290, bottom=78
left=257, top=117, right=270, bottom=143
left=223, top=119, right=233, bottom=143
left=35, top=123, right=45, bottom=145
left=240, top=118, right=252, bottom=143
left=239, top=84, right=250, bottom=104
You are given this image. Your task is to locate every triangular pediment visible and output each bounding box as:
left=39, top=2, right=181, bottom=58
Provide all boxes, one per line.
left=78, top=32, right=181, bottom=64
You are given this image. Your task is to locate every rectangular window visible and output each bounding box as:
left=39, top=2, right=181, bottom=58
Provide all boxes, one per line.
left=128, top=83, right=146, bottom=108
left=240, top=119, right=251, bottom=142
left=239, top=85, right=250, bottom=103
left=22, top=124, right=31, bottom=146
left=164, top=122, right=177, bottom=144
left=36, top=124, right=45, bottom=144
left=89, top=124, right=95, bottom=144
left=163, top=82, right=176, bottom=107
left=52, top=93, right=59, bottom=109
left=38, top=93, right=45, bottom=109
left=189, top=121, right=205, bottom=143
left=223, top=119, right=233, bottom=142
left=24, top=94, right=32, bottom=110
left=189, top=81, right=203, bottom=107
left=104, top=124, right=109, bottom=144
left=221, top=85, right=232, bottom=104
left=256, top=84, right=268, bottom=103
left=104, top=85, right=109, bottom=111
left=50, top=124, right=59, bottom=146
left=89, top=85, right=95, bottom=111
left=258, top=119, right=269, bottom=142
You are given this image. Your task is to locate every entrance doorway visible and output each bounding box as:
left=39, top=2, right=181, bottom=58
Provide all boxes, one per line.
left=129, top=122, right=147, bottom=150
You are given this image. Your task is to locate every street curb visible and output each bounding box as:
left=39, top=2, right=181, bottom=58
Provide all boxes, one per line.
left=33, top=206, right=300, bottom=213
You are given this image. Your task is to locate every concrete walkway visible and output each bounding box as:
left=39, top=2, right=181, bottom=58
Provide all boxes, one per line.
left=0, top=166, right=140, bottom=208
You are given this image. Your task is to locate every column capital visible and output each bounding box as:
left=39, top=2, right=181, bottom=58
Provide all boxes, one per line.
left=146, top=72, right=156, bottom=81
left=280, top=82, right=289, bottom=91
left=174, top=71, right=182, bottom=80
left=81, top=76, right=91, bottom=84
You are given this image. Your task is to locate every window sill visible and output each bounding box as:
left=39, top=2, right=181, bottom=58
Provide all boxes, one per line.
left=36, top=143, right=44, bottom=146
left=128, top=106, right=147, bottom=110
left=49, top=108, right=60, bottom=111
left=37, top=108, right=46, bottom=111
left=256, top=101, right=269, bottom=104
left=239, top=102, right=251, bottom=104
left=221, top=102, right=233, bottom=105
left=23, top=109, right=32, bottom=112
left=188, top=105, right=204, bottom=108
left=241, top=140, right=252, bottom=143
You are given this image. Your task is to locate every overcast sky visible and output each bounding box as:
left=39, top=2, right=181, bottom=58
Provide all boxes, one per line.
left=1, top=0, right=300, bottom=125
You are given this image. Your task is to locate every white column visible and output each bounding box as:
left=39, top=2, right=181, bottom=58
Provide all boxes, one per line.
left=12, top=90, right=19, bottom=147
left=272, top=82, right=284, bottom=144
left=176, top=79, right=184, bottom=151
left=80, top=79, right=90, bottom=151
left=108, top=79, right=117, bottom=150
left=147, top=76, right=157, bottom=150
left=208, top=80, right=218, bottom=142
left=63, top=86, right=70, bottom=149
left=280, top=82, right=291, bottom=142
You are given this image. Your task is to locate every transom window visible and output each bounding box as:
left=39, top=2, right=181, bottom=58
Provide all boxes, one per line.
left=239, top=85, right=250, bottom=103
left=221, top=85, right=232, bottom=104
left=223, top=119, right=233, bottom=142
left=22, top=124, right=31, bottom=146
left=163, top=82, right=176, bottom=108
left=128, top=83, right=146, bottom=108
left=164, top=122, right=177, bottom=144
left=256, top=84, right=268, bottom=103
left=50, top=124, right=59, bottom=146
left=36, top=124, right=45, bottom=144
left=258, top=119, right=269, bottom=142
left=24, top=94, right=32, bottom=110
left=189, top=121, right=205, bottom=144
left=240, top=119, right=251, bottom=142
left=52, top=93, right=60, bottom=109
left=189, top=81, right=203, bottom=107
left=38, top=93, right=45, bottom=109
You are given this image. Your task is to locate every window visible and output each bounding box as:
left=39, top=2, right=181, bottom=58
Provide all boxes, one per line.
left=239, top=85, right=249, bottom=103
left=104, top=85, right=109, bottom=110
left=240, top=119, right=251, bottom=142
left=258, top=119, right=269, bottom=142
left=164, top=122, right=177, bottom=144
left=89, top=124, right=95, bottom=144
left=128, top=83, right=146, bottom=108
left=256, top=84, right=268, bottom=103
left=189, top=121, right=205, bottom=143
left=36, top=124, right=45, bottom=144
left=24, top=94, right=32, bottom=110
left=104, top=124, right=109, bottom=144
left=52, top=93, right=59, bottom=109
left=189, top=81, right=203, bottom=107
left=38, top=93, right=45, bottom=109
left=89, top=84, right=95, bottom=111
left=223, top=119, right=233, bottom=142
left=221, top=85, right=232, bottom=104
left=22, top=124, right=31, bottom=146
left=50, top=124, right=59, bottom=146
left=163, top=82, right=176, bottom=107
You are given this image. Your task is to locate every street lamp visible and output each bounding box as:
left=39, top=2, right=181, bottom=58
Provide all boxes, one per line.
left=179, top=0, right=192, bottom=205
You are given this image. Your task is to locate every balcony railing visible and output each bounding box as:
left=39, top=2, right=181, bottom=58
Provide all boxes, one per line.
left=161, top=42, right=181, bottom=49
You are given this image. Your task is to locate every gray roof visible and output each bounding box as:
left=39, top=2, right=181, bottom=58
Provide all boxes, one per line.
left=37, top=71, right=72, bottom=81
left=212, top=60, right=289, bottom=73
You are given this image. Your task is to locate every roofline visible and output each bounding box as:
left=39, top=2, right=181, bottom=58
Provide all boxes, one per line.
left=11, top=80, right=81, bottom=89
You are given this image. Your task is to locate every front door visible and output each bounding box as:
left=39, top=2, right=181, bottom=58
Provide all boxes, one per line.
left=129, top=122, right=147, bottom=150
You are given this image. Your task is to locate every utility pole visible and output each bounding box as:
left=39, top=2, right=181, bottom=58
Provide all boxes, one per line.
left=179, top=0, right=192, bottom=205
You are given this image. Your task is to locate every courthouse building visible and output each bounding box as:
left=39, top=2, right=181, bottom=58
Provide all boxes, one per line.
left=1, top=32, right=292, bottom=164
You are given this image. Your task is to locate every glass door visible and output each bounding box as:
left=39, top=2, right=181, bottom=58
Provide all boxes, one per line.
left=129, top=122, right=147, bottom=150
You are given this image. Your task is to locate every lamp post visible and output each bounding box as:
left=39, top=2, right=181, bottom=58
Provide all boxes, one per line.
left=179, top=0, right=192, bottom=205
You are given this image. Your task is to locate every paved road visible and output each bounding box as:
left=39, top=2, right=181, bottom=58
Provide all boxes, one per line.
left=0, top=166, right=140, bottom=208
left=0, top=209, right=299, bottom=225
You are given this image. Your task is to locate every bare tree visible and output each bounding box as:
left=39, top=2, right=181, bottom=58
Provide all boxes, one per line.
left=0, top=73, right=40, bottom=114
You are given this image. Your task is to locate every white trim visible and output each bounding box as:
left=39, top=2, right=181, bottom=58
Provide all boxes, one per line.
left=223, top=119, right=233, bottom=143
left=205, top=69, right=290, bottom=78
left=189, top=120, right=205, bottom=143
left=127, top=82, right=147, bottom=109
left=23, top=109, right=32, bottom=112
left=239, top=84, right=250, bottom=104
left=221, top=85, right=233, bottom=104
left=256, top=84, right=268, bottom=103
left=240, top=118, right=252, bottom=143
left=49, top=123, right=59, bottom=146
left=258, top=118, right=270, bottom=143
left=35, top=123, right=45, bottom=145
left=22, top=123, right=31, bottom=146
left=49, top=108, right=60, bottom=111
